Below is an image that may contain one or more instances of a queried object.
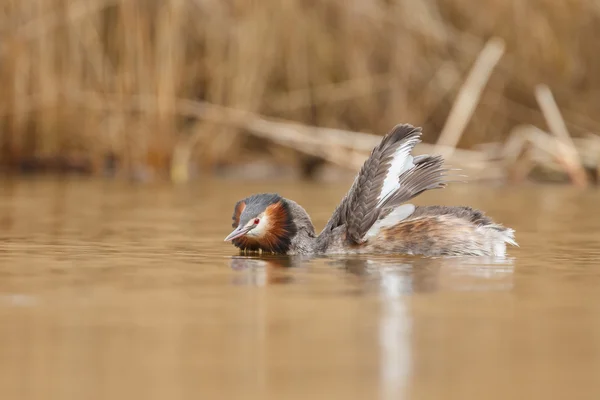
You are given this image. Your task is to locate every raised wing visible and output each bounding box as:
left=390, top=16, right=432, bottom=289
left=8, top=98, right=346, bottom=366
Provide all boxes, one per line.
left=320, top=124, right=448, bottom=243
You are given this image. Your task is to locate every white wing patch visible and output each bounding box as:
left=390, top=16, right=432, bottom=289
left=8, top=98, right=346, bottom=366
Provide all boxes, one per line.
left=376, top=136, right=420, bottom=208
left=365, top=204, right=416, bottom=239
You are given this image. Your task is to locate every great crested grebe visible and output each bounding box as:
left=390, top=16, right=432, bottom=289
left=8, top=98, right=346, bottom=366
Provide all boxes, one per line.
left=224, top=124, right=517, bottom=257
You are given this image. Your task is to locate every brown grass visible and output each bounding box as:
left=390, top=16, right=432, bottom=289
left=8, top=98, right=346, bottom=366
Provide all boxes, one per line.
left=0, top=0, right=599, bottom=181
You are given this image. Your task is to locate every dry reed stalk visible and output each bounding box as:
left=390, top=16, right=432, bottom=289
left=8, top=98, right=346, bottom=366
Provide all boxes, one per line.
left=0, top=0, right=599, bottom=185
left=502, top=125, right=559, bottom=164
left=66, top=89, right=497, bottom=182
left=501, top=123, right=600, bottom=184
left=535, top=84, right=589, bottom=187
left=267, top=73, right=392, bottom=112
left=7, top=0, right=116, bottom=45
left=435, top=37, right=506, bottom=157
left=34, top=0, right=60, bottom=158
left=575, top=134, right=600, bottom=176
left=67, top=90, right=368, bottom=170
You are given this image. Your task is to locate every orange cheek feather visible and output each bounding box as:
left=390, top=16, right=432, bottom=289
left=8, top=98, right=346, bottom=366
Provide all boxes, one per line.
left=264, top=202, right=289, bottom=238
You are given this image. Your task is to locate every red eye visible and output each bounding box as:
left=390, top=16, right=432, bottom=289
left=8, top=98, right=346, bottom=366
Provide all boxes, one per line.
left=254, top=218, right=260, bottom=225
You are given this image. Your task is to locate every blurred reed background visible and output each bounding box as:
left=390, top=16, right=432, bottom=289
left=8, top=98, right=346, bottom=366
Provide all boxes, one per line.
left=0, top=0, right=599, bottom=184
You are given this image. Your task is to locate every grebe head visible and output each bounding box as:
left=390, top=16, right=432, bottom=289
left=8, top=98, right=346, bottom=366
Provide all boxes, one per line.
left=224, top=193, right=297, bottom=253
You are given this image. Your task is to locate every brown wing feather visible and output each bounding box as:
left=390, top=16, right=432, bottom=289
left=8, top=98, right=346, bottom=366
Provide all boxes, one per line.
left=321, top=124, right=448, bottom=244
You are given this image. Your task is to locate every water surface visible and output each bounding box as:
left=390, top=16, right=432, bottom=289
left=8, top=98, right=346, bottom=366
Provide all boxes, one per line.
left=0, top=177, right=599, bottom=400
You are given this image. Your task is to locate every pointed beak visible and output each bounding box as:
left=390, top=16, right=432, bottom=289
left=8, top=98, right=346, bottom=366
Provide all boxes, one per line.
left=224, top=225, right=253, bottom=242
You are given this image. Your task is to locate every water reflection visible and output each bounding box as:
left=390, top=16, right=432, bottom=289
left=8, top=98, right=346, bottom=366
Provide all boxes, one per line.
left=228, top=253, right=514, bottom=399
left=229, top=255, right=309, bottom=286
left=229, top=255, right=515, bottom=294
left=2, top=179, right=599, bottom=399
left=230, top=254, right=310, bottom=271
left=377, top=266, right=411, bottom=400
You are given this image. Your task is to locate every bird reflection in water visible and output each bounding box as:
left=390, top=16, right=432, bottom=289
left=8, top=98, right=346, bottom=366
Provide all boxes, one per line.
left=228, top=253, right=515, bottom=396
left=229, top=254, right=515, bottom=294
left=229, top=254, right=310, bottom=286
left=334, top=256, right=516, bottom=294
